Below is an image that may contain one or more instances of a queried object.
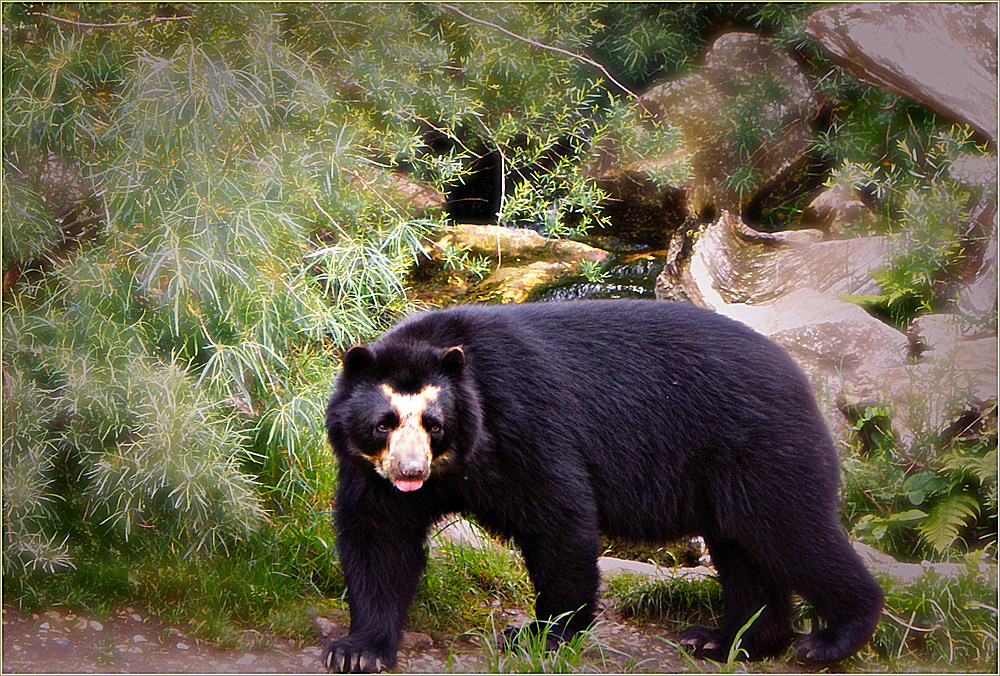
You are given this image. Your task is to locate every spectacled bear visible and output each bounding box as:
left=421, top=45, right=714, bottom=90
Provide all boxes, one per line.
left=322, top=300, right=883, bottom=673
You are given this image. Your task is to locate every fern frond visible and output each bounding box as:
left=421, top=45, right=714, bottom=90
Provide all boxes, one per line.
left=917, top=494, right=981, bottom=553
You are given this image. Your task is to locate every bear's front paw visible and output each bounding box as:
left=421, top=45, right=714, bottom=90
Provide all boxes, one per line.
left=321, top=638, right=394, bottom=674
left=678, top=626, right=728, bottom=661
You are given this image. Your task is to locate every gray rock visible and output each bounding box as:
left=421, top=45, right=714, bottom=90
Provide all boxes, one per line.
left=598, top=32, right=816, bottom=218
left=806, top=3, right=999, bottom=141
left=349, top=169, right=445, bottom=218
left=854, top=541, right=997, bottom=585
left=909, top=313, right=994, bottom=352
left=435, top=224, right=608, bottom=264
left=432, top=224, right=609, bottom=304
left=799, top=185, right=873, bottom=236
left=598, top=556, right=714, bottom=582
left=656, top=211, right=997, bottom=446
left=430, top=516, right=495, bottom=551
left=657, top=210, right=893, bottom=306
left=955, top=203, right=998, bottom=324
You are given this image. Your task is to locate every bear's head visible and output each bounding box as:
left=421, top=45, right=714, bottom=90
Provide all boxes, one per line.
left=326, top=341, right=479, bottom=492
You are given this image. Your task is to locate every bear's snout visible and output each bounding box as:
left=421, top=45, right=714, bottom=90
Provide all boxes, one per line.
left=385, top=424, right=431, bottom=492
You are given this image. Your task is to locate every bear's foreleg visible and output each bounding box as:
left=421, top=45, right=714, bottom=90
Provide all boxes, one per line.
left=324, top=476, right=434, bottom=673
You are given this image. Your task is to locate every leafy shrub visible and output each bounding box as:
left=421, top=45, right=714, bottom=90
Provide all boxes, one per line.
left=830, top=127, right=992, bottom=328
left=608, top=572, right=723, bottom=629
left=872, top=563, right=998, bottom=670
left=0, top=1, right=686, bottom=579
left=843, top=403, right=997, bottom=562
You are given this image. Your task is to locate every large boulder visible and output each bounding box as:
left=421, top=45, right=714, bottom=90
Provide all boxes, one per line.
left=948, top=155, right=998, bottom=324
left=900, top=313, right=998, bottom=441
left=657, top=210, right=893, bottom=306
left=806, top=3, right=999, bottom=142
left=799, top=184, right=875, bottom=237
left=435, top=224, right=608, bottom=265
left=423, top=224, right=609, bottom=305
left=657, top=212, right=996, bottom=448
left=591, top=32, right=816, bottom=225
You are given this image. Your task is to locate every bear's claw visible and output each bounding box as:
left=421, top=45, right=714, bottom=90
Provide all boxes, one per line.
left=677, top=626, right=728, bottom=661
left=321, top=641, right=388, bottom=674
left=793, top=630, right=853, bottom=664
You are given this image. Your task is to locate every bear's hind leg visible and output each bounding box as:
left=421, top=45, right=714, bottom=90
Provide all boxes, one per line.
left=785, top=528, right=883, bottom=664
left=679, top=537, right=792, bottom=662
left=515, top=529, right=601, bottom=645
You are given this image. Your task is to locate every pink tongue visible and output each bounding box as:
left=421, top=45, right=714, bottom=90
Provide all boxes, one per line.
left=394, top=479, right=424, bottom=492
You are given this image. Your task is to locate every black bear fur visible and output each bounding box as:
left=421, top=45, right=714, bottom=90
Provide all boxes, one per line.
left=323, top=300, right=883, bottom=672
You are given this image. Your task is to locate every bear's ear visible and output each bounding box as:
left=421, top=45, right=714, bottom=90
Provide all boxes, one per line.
left=440, top=346, right=465, bottom=376
left=342, top=345, right=375, bottom=375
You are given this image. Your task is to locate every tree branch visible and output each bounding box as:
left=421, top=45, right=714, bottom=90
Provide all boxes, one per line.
left=441, top=4, right=641, bottom=102
left=26, top=11, right=192, bottom=29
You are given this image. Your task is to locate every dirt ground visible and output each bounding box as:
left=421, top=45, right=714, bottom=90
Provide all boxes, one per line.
left=1, top=604, right=713, bottom=674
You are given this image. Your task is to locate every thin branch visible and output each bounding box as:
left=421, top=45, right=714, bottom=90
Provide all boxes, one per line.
left=310, top=195, right=353, bottom=240
left=881, top=608, right=938, bottom=633
left=441, top=3, right=642, bottom=103
left=26, top=11, right=192, bottom=29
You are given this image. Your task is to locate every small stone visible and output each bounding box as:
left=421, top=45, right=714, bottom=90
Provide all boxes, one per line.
left=39, top=622, right=51, bottom=630
left=402, top=632, right=433, bottom=650
left=127, top=646, right=143, bottom=654
left=235, top=654, right=256, bottom=665
left=88, top=620, right=103, bottom=631
left=132, top=634, right=147, bottom=643
left=54, top=637, right=70, bottom=645
left=313, top=615, right=337, bottom=638
left=129, top=613, right=142, bottom=622
left=177, top=643, right=190, bottom=650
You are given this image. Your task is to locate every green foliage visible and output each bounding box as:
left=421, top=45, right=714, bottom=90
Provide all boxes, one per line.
left=7, top=513, right=342, bottom=648
left=844, top=403, right=997, bottom=562
left=833, top=127, right=989, bottom=327
left=871, top=563, right=998, bottom=670
left=608, top=573, right=723, bottom=629
left=722, top=605, right=767, bottom=671
left=413, top=530, right=533, bottom=637
left=600, top=100, right=690, bottom=188
left=474, top=614, right=616, bottom=674
left=606, top=563, right=998, bottom=673
left=6, top=2, right=672, bottom=574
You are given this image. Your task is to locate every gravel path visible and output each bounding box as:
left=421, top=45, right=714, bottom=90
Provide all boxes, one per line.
left=2, top=604, right=704, bottom=674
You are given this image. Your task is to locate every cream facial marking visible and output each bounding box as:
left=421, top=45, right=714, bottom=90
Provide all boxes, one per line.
left=378, top=384, right=441, bottom=492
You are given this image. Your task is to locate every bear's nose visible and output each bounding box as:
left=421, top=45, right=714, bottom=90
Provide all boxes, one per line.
left=396, top=457, right=427, bottom=478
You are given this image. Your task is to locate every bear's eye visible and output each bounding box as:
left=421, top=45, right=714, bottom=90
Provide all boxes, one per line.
left=426, top=422, right=443, bottom=434
left=375, top=422, right=392, bottom=434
